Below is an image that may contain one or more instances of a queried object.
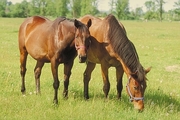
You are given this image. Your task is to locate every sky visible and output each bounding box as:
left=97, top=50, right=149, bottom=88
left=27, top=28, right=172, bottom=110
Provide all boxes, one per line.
left=98, top=0, right=178, bottom=11
left=11, top=0, right=178, bottom=12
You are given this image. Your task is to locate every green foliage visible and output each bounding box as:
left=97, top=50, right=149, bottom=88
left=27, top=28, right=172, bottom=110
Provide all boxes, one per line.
left=0, top=0, right=7, bottom=17
left=45, top=0, right=56, bottom=16
left=0, top=17, right=180, bottom=120
left=80, top=0, right=98, bottom=16
left=0, top=0, right=179, bottom=21
left=56, top=0, right=69, bottom=17
left=71, top=0, right=82, bottom=18
left=174, top=0, right=180, bottom=20
left=8, top=1, right=29, bottom=17
left=115, top=0, right=130, bottom=20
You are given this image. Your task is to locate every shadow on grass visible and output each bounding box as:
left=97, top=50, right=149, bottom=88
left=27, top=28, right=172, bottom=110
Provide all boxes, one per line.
left=145, top=88, right=180, bottom=112
left=68, top=87, right=180, bottom=113
left=68, top=87, right=133, bottom=106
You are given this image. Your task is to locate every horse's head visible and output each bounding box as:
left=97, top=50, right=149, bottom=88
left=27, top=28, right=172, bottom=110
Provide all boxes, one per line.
left=126, top=67, right=151, bottom=111
left=74, top=19, right=91, bottom=63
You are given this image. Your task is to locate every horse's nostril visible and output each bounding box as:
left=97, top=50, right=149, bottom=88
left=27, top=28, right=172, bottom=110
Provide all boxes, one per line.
left=79, top=55, right=87, bottom=63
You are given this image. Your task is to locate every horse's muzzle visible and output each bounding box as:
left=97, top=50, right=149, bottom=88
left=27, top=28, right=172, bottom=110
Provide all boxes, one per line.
left=133, top=100, right=144, bottom=111
left=79, top=55, right=87, bottom=63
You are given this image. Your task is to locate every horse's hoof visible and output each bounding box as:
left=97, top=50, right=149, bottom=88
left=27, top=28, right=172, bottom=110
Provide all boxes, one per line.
left=21, top=90, right=26, bottom=95
left=84, top=96, right=89, bottom=100
left=53, top=99, right=58, bottom=104
left=63, top=91, right=68, bottom=98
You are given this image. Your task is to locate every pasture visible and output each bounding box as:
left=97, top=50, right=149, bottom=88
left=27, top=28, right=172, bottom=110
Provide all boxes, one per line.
left=0, top=17, right=180, bottom=120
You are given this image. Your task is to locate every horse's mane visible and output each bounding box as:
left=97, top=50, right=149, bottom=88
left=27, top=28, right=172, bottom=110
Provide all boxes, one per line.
left=52, top=17, right=88, bottom=34
left=105, top=14, right=146, bottom=82
left=51, top=17, right=67, bottom=29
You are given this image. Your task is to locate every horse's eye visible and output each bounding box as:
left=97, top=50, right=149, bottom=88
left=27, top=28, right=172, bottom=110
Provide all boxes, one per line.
left=134, top=86, right=138, bottom=90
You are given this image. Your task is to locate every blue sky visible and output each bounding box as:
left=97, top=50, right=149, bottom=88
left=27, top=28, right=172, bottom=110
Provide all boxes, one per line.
left=12, top=0, right=178, bottom=12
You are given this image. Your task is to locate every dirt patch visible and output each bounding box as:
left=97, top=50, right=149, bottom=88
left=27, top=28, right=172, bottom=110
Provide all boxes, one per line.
left=165, top=65, right=180, bottom=73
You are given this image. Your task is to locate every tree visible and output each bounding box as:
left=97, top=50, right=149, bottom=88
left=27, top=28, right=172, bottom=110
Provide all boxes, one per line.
left=135, top=7, right=143, bottom=19
left=115, top=0, right=129, bottom=20
left=45, top=0, right=56, bottom=16
left=21, top=0, right=30, bottom=17
left=91, top=0, right=99, bottom=15
left=144, top=1, right=157, bottom=20
left=39, top=0, right=47, bottom=16
left=55, top=0, right=69, bottom=17
left=71, top=0, right=81, bottom=18
left=29, top=0, right=41, bottom=16
left=145, top=1, right=156, bottom=11
left=81, top=0, right=98, bottom=16
left=9, top=0, right=29, bottom=17
left=0, top=0, right=7, bottom=17
left=155, top=0, right=165, bottom=21
left=174, top=0, right=180, bottom=20
left=109, top=0, right=116, bottom=14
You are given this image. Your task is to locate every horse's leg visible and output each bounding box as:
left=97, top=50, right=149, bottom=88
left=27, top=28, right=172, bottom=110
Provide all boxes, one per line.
left=63, top=60, right=74, bottom=98
left=51, top=59, right=60, bottom=104
left=101, top=64, right=110, bottom=98
left=20, top=49, right=28, bottom=94
left=83, top=62, right=96, bottom=99
left=116, top=65, right=124, bottom=99
left=34, top=61, right=44, bottom=94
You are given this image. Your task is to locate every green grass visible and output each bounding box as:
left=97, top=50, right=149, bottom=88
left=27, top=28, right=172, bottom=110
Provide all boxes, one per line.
left=0, top=18, right=180, bottom=120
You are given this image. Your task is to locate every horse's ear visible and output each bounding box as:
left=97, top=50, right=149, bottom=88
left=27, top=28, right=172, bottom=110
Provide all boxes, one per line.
left=87, top=19, right=92, bottom=28
left=74, top=19, right=81, bottom=28
left=145, top=67, right=151, bottom=74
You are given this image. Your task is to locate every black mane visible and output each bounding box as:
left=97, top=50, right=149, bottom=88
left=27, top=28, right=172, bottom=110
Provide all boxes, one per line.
left=104, top=14, right=146, bottom=82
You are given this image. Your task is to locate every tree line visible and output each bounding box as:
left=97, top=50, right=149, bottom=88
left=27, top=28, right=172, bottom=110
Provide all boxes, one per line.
left=0, top=0, right=180, bottom=21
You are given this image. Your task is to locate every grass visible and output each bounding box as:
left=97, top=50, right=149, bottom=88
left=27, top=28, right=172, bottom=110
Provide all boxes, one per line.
left=0, top=17, right=180, bottom=120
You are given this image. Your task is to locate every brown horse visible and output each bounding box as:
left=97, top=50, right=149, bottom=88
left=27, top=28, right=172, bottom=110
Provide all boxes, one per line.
left=18, top=16, right=91, bottom=104
left=79, top=14, right=151, bottom=111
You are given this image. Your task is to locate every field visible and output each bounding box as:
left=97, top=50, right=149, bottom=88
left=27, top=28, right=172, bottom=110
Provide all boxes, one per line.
left=0, top=17, right=180, bottom=120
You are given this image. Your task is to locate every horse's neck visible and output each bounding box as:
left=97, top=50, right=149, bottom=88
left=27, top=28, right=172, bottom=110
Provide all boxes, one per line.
left=114, top=53, right=133, bottom=76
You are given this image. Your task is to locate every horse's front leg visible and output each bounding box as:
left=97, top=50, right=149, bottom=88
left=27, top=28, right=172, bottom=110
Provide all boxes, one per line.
left=34, top=61, right=44, bottom=94
left=63, top=60, right=74, bottom=98
left=101, top=63, right=110, bottom=98
left=51, top=59, right=60, bottom=104
left=116, top=65, right=124, bottom=99
left=83, top=62, right=96, bottom=99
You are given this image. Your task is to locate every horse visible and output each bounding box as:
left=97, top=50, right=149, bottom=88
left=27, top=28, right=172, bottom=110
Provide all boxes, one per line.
left=79, top=14, right=151, bottom=111
left=18, top=16, right=92, bottom=104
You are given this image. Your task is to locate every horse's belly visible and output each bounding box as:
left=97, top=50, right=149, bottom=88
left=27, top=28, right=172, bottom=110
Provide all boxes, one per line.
left=26, top=46, right=50, bottom=62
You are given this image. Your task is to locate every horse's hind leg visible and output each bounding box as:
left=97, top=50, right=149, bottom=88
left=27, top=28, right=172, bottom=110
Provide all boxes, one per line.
left=63, top=60, right=74, bottom=98
left=116, top=65, right=124, bottom=99
left=34, top=61, right=44, bottom=94
left=19, top=49, right=28, bottom=94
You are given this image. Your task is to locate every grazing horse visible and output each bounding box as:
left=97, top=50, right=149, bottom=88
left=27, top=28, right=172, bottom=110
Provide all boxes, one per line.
left=79, top=14, right=151, bottom=111
left=18, top=16, right=91, bottom=104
